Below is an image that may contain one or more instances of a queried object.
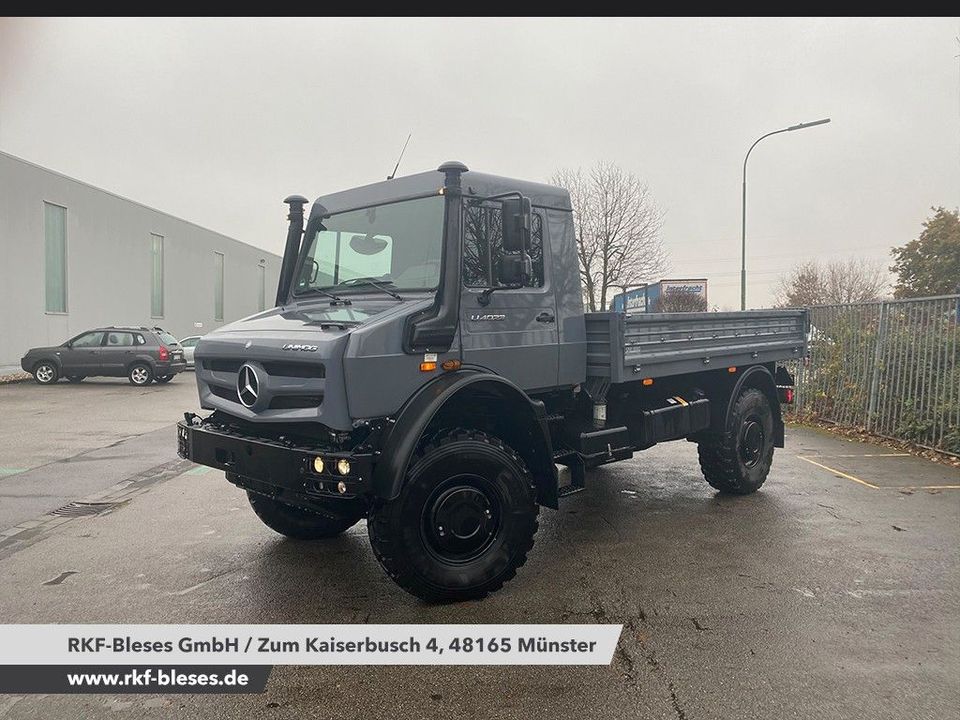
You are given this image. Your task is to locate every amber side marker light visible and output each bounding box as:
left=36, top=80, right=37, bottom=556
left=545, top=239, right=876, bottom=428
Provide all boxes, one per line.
left=420, top=361, right=437, bottom=372
left=441, top=359, right=461, bottom=371
left=642, top=378, right=654, bottom=386
left=728, top=366, right=737, bottom=373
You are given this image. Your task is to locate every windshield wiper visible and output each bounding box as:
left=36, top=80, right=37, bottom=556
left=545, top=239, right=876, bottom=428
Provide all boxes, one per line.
left=337, top=277, right=404, bottom=302
left=298, top=287, right=351, bottom=305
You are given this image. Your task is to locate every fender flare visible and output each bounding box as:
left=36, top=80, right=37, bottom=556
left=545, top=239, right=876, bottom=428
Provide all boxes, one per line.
left=32, top=355, right=62, bottom=373
left=125, top=355, right=157, bottom=373
left=371, top=370, right=559, bottom=508
left=726, top=365, right=784, bottom=448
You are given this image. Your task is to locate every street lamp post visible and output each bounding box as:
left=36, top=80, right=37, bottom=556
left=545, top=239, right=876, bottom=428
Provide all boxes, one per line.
left=740, top=118, right=831, bottom=310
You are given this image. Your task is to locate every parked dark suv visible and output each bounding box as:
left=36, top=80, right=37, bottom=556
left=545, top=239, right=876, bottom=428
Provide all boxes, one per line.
left=21, top=327, right=187, bottom=386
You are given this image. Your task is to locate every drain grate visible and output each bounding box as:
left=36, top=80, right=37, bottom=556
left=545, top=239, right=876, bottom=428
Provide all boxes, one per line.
left=51, top=501, right=122, bottom=518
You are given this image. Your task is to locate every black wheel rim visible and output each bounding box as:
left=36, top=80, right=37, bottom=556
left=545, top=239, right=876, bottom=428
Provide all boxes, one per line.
left=421, top=474, right=501, bottom=564
left=740, top=418, right=764, bottom=467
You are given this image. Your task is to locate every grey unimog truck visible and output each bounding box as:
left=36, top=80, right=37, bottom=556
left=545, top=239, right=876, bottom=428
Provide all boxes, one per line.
left=178, top=162, right=807, bottom=602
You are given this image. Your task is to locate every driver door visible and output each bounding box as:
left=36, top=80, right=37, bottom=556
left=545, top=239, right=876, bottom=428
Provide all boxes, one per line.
left=459, top=203, right=559, bottom=391
left=60, top=331, right=105, bottom=374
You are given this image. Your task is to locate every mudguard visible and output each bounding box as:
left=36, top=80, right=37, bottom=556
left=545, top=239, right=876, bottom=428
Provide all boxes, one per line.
left=370, top=369, right=559, bottom=508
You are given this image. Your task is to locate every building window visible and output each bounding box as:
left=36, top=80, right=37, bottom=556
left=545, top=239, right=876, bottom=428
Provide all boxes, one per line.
left=44, top=202, right=67, bottom=313
left=214, top=252, right=224, bottom=321
left=150, top=233, right=164, bottom=318
left=258, top=263, right=266, bottom=311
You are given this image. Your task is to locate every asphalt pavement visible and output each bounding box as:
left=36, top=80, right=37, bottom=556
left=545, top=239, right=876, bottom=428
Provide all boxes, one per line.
left=0, top=378, right=957, bottom=719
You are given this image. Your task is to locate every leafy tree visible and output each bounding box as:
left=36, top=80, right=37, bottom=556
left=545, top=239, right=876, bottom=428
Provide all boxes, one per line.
left=891, top=207, right=960, bottom=298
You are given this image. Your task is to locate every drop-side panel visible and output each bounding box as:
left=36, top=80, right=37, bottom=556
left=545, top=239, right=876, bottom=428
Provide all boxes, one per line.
left=585, top=310, right=808, bottom=384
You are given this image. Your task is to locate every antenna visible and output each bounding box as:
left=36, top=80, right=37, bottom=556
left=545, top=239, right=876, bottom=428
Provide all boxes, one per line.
left=387, top=133, right=412, bottom=180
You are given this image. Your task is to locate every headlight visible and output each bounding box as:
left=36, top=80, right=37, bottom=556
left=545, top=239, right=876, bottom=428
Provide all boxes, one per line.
left=336, top=459, right=351, bottom=475
left=312, top=456, right=324, bottom=474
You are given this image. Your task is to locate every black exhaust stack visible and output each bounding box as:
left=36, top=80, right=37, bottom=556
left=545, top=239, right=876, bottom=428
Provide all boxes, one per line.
left=275, top=195, right=309, bottom=306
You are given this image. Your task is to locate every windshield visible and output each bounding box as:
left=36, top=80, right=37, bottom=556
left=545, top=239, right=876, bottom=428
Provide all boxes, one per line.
left=295, top=195, right=445, bottom=295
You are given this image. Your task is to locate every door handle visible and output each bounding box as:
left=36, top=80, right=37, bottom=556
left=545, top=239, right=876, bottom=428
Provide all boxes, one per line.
left=536, top=312, right=555, bottom=323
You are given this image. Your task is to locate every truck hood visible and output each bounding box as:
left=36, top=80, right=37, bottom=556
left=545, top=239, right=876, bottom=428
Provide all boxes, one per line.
left=192, top=295, right=435, bottom=430
left=207, top=296, right=428, bottom=336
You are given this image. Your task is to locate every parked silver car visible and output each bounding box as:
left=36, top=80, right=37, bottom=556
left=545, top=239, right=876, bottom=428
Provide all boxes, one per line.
left=178, top=335, right=202, bottom=369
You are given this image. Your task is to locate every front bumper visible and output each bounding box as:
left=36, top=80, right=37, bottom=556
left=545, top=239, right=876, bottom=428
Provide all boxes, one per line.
left=176, top=417, right=374, bottom=502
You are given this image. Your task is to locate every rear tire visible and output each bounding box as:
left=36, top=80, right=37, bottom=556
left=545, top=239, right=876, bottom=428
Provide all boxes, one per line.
left=698, top=387, right=775, bottom=494
left=128, top=363, right=153, bottom=386
left=155, top=375, right=174, bottom=384
left=368, top=428, right=539, bottom=603
left=247, top=492, right=364, bottom=540
left=33, top=362, right=59, bottom=384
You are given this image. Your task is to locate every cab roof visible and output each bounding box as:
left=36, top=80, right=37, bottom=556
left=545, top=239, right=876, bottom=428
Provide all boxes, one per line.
left=309, top=164, right=572, bottom=221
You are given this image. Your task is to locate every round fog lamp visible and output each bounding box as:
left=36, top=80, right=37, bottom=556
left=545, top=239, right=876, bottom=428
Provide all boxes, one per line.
left=337, top=480, right=348, bottom=494
left=336, top=459, right=351, bottom=475
left=312, top=456, right=325, bottom=474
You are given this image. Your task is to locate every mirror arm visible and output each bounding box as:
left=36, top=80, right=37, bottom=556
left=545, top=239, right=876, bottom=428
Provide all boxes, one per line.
left=477, top=283, right=522, bottom=307
left=469, top=190, right=525, bottom=205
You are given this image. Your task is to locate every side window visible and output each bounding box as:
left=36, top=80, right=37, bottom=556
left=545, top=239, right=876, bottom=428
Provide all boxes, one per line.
left=462, top=202, right=544, bottom=288
left=106, top=332, right=134, bottom=347
left=133, top=333, right=146, bottom=346
left=72, top=332, right=104, bottom=348
left=529, top=213, right=544, bottom=287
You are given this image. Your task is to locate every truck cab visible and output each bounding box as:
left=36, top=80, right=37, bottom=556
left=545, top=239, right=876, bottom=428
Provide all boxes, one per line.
left=179, top=162, right=805, bottom=602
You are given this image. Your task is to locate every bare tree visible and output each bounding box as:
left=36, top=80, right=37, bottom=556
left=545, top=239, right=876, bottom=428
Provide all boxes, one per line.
left=656, top=289, right=708, bottom=312
left=552, top=162, right=667, bottom=311
left=774, top=257, right=889, bottom=307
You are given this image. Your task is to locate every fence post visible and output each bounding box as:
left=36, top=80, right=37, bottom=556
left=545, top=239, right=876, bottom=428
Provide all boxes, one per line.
left=866, top=301, right=887, bottom=432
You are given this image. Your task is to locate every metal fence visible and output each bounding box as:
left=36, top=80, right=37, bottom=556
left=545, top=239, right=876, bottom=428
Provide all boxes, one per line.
left=790, top=295, right=960, bottom=456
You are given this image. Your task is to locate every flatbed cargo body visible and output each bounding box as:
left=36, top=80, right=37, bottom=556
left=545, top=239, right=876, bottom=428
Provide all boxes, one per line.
left=585, top=309, right=808, bottom=383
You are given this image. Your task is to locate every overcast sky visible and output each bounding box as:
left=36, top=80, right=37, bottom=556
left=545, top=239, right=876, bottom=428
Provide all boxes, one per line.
left=2, top=17, right=958, bottom=309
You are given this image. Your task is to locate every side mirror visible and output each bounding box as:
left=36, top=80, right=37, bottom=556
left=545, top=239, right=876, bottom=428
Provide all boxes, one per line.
left=501, top=196, right=531, bottom=253
left=497, top=252, right=531, bottom=286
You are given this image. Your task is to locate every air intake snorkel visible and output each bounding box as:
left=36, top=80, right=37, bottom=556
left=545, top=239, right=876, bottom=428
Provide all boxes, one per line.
left=275, top=194, right=309, bottom=306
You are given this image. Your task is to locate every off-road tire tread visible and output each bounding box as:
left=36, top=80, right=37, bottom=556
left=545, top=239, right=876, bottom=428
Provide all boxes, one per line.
left=247, top=491, right=364, bottom=540
left=697, top=388, right=774, bottom=495
left=367, top=428, right=539, bottom=602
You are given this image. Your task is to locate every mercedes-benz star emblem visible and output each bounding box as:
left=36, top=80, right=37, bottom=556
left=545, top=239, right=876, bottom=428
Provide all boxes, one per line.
left=237, top=364, right=260, bottom=408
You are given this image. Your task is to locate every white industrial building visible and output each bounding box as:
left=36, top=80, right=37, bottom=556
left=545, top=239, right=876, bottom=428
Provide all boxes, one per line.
left=0, top=151, right=281, bottom=368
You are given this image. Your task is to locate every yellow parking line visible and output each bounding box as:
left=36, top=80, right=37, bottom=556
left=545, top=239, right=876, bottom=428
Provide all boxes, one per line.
left=796, top=455, right=879, bottom=489
left=817, top=453, right=912, bottom=458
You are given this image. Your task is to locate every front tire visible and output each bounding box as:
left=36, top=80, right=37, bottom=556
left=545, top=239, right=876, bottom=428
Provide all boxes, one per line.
left=128, top=363, right=153, bottom=386
left=247, top=491, right=364, bottom=540
left=368, top=428, right=539, bottom=603
left=155, top=375, right=174, bottom=384
left=67, top=375, right=85, bottom=383
left=33, top=362, right=59, bottom=384
left=698, top=387, right=775, bottom=494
